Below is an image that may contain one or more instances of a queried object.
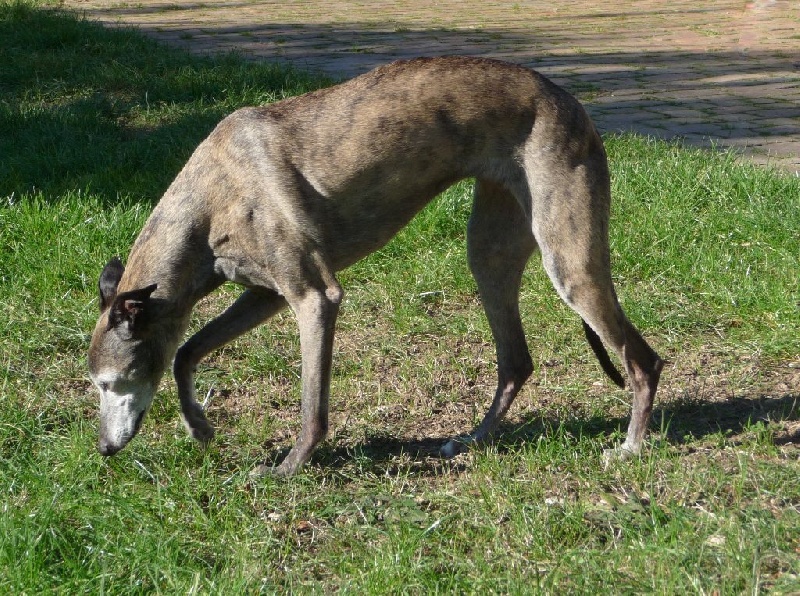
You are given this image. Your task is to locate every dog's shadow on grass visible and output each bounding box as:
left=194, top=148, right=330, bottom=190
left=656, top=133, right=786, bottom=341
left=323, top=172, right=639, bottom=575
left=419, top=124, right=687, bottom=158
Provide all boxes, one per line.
left=654, top=391, right=799, bottom=446
left=296, top=390, right=799, bottom=476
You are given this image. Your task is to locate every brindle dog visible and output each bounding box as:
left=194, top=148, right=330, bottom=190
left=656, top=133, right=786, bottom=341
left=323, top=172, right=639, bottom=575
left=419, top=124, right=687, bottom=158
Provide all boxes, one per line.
left=88, top=57, right=663, bottom=477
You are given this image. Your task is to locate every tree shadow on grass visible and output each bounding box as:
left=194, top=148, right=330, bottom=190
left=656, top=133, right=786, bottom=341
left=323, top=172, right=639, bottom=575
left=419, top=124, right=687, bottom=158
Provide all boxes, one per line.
left=0, top=3, right=328, bottom=205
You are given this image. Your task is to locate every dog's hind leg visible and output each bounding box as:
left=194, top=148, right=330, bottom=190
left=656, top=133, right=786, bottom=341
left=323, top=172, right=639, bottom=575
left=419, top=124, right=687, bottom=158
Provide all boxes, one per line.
left=441, top=179, right=537, bottom=457
left=174, top=288, right=287, bottom=443
left=529, top=155, right=663, bottom=459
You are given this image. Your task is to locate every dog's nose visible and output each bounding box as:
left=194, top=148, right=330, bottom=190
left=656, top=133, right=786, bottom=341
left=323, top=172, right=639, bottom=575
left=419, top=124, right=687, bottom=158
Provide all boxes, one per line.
left=97, top=438, right=121, bottom=456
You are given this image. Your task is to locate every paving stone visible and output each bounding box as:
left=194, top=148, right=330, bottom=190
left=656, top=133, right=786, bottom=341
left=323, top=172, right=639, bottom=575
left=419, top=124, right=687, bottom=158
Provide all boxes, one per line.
left=61, top=0, right=800, bottom=174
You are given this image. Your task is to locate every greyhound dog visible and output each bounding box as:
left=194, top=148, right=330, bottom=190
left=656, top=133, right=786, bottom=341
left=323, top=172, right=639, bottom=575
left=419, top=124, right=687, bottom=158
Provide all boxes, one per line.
left=88, top=56, right=663, bottom=477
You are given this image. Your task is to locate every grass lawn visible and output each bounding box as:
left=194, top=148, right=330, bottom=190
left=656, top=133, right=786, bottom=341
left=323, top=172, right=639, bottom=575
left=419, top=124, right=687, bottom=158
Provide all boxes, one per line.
left=1, top=1, right=798, bottom=592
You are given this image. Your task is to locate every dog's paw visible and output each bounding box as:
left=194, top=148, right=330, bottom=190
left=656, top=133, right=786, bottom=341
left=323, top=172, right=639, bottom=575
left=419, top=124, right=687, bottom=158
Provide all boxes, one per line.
left=180, top=406, right=215, bottom=444
left=602, top=444, right=638, bottom=468
left=191, top=421, right=215, bottom=445
left=249, top=464, right=273, bottom=479
left=440, top=437, right=471, bottom=459
left=250, top=461, right=298, bottom=479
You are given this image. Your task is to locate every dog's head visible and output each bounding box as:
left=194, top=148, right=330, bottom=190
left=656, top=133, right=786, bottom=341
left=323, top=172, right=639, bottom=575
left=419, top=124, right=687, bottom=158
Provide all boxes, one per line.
left=89, top=257, right=165, bottom=456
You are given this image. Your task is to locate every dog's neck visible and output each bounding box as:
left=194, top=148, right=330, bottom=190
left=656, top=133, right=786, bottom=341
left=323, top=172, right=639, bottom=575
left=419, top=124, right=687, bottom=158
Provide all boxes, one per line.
left=119, top=203, right=218, bottom=319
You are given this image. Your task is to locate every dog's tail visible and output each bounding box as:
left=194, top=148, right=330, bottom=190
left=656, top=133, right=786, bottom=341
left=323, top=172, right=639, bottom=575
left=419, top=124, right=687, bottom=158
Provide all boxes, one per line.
left=582, top=320, right=625, bottom=388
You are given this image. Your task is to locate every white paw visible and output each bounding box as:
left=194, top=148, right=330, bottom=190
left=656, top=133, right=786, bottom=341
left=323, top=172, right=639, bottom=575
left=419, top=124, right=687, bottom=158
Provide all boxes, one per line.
left=249, top=464, right=273, bottom=479
left=602, top=443, right=638, bottom=467
left=440, top=437, right=470, bottom=459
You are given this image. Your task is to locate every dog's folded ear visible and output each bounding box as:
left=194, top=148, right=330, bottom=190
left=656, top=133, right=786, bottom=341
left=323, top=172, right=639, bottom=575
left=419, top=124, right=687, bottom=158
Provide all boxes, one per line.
left=99, top=257, right=125, bottom=311
left=107, top=284, right=158, bottom=333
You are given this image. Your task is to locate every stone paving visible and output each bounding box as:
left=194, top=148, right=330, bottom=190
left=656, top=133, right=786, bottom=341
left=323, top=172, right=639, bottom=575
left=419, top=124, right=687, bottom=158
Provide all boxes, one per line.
left=63, top=0, right=800, bottom=173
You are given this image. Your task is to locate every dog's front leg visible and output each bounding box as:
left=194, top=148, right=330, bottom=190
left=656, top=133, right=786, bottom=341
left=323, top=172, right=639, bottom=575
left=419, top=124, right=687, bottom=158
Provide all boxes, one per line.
left=174, top=289, right=287, bottom=443
left=254, top=281, right=344, bottom=478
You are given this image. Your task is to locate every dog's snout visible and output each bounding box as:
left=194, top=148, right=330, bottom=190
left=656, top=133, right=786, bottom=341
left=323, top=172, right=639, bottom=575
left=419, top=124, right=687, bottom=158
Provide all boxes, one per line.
left=97, top=410, right=145, bottom=456
left=97, top=438, right=121, bottom=456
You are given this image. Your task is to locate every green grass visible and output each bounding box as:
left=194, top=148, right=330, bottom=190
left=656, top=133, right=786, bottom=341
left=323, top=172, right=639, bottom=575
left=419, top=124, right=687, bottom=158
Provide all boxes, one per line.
left=1, top=1, right=799, bottom=593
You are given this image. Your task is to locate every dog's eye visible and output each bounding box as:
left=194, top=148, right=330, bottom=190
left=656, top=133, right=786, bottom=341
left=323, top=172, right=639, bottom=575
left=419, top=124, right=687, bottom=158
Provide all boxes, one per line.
left=99, top=382, right=110, bottom=392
